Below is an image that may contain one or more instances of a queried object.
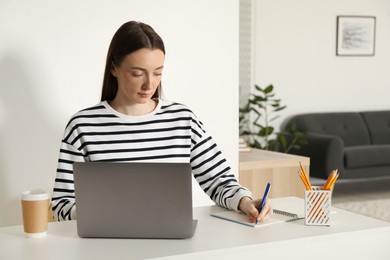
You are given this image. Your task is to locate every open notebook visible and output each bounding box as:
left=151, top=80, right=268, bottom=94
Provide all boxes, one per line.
left=211, top=196, right=305, bottom=228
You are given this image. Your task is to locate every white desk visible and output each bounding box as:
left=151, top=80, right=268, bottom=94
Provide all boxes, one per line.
left=1, top=197, right=390, bottom=259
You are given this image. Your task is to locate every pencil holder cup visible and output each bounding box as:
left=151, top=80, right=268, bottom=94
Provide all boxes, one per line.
left=305, top=186, right=332, bottom=226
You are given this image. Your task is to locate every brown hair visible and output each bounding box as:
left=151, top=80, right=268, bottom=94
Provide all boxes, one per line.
left=101, top=21, right=166, bottom=101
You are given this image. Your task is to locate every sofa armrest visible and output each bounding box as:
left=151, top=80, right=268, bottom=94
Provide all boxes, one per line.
left=288, top=133, right=344, bottom=179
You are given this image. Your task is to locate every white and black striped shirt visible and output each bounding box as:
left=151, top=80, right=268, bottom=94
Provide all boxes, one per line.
left=52, top=99, right=252, bottom=221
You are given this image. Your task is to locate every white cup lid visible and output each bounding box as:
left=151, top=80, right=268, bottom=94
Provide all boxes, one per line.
left=21, top=189, right=50, bottom=201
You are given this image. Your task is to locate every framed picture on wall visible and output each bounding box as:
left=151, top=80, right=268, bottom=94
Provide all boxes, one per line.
left=336, top=16, right=376, bottom=56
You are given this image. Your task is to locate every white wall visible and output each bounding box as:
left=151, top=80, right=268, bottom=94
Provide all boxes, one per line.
left=0, top=0, right=239, bottom=226
left=254, top=0, right=390, bottom=130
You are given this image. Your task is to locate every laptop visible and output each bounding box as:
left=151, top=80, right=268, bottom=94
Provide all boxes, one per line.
left=73, top=162, right=198, bottom=239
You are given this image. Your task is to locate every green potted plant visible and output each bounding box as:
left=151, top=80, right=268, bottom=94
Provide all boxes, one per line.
left=239, top=84, right=306, bottom=153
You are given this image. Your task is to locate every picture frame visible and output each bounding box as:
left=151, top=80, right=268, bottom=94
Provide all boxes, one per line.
left=336, top=16, right=376, bottom=56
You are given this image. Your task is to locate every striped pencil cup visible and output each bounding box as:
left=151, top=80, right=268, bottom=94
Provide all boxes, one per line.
left=305, top=186, right=332, bottom=226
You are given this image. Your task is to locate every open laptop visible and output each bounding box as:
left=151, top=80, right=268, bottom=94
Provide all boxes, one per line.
left=73, top=162, right=198, bottom=239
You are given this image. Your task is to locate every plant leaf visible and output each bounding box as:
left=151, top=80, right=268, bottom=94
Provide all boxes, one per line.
left=264, top=84, right=273, bottom=93
left=254, top=85, right=263, bottom=92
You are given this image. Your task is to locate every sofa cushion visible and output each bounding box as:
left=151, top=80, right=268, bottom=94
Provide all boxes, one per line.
left=360, top=111, right=390, bottom=145
left=288, top=112, right=370, bottom=146
left=344, top=145, right=390, bottom=168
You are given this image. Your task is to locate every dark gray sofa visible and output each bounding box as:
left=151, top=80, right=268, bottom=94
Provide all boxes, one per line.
left=282, top=110, right=390, bottom=180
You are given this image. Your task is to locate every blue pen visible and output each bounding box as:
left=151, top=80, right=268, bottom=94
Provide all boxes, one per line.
left=256, top=181, right=271, bottom=224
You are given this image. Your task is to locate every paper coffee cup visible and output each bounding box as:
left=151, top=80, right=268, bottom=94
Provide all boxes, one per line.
left=21, top=189, right=50, bottom=238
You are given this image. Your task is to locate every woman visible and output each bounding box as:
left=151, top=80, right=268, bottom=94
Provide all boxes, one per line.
left=51, top=21, right=272, bottom=223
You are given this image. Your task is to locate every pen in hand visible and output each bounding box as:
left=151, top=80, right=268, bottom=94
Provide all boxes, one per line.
left=256, top=181, right=271, bottom=224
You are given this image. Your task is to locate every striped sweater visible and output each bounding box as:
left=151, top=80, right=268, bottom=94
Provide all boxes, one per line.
left=51, top=99, right=252, bottom=221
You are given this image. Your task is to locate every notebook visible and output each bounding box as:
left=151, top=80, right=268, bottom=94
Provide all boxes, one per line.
left=210, top=196, right=305, bottom=227
left=73, top=162, right=198, bottom=238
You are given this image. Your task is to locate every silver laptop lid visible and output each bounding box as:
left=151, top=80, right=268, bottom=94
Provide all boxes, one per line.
left=73, top=162, right=197, bottom=239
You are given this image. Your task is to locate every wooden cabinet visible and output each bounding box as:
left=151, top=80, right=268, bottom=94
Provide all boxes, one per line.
left=239, top=149, right=310, bottom=199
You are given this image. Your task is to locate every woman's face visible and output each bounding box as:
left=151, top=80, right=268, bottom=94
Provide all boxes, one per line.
left=111, top=48, right=165, bottom=105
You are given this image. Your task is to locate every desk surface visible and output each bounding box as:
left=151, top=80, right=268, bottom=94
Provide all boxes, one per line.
left=1, top=197, right=389, bottom=260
